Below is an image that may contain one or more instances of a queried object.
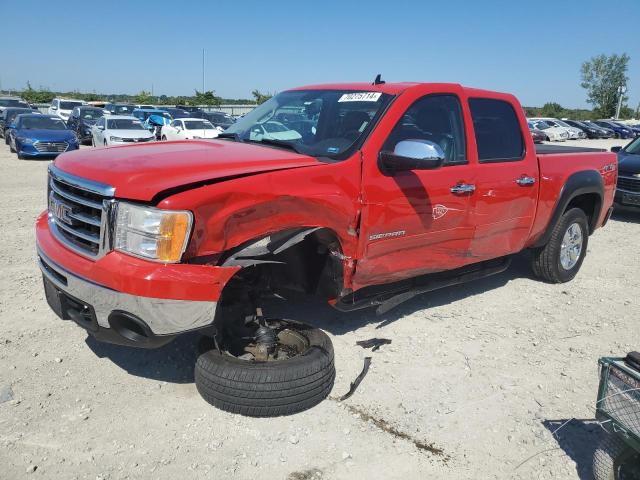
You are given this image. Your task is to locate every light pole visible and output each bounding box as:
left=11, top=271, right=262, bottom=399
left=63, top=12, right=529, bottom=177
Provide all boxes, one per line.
left=615, top=85, right=626, bottom=119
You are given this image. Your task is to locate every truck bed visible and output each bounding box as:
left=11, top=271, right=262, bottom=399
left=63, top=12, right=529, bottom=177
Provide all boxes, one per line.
left=535, top=144, right=606, bottom=155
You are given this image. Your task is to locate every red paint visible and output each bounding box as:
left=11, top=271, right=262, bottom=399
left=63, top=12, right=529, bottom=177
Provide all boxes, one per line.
left=37, top=82, right=616, bottom=305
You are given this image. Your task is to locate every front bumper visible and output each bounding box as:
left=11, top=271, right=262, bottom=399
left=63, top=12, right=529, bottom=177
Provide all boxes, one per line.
left=18, top=142, right=79, bottom=157
left=615, top=189, right=640, bottom=209
left=36, top=211, right=239, bottom=345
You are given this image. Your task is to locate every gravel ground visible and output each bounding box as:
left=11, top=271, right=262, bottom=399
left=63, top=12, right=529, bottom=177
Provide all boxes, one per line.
left=0, top=137, right=638, bottom=480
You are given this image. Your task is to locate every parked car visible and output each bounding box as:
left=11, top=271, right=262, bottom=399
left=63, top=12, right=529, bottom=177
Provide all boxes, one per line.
left=563, top=120, right=607, bottom=139
left=66, top=106, right=105, bottom=144
left=248, top=120, right=302, bottom=141
left=1, top=107, right=39, bottom=142
left=160, top=107, right=191, bottom=119
left=527, top=121, right=546, bottom=143
left=530, top=117, right=583, bottom=139
left=594, top=120, right=634, bottom=139
left=37, top=82, right=616, bottom=417
left=103, top=104, right=136, bottom=116
left=90, top=115, right=155, bottom=146
left=613, top=121, right=640, bottom=137
left=205, top=111, right=236, bottom=130
left=48, top=98, right=86, bottom=121
left=87, top=101, right=108, bottom=108
left=131, top=108, right=172, bottom=138
left=8, top=114, right=79, bottom=159
left=531, top=120, right=568, bottom=142
left=0, top=96, right=30, bottom=112
left=134, top=104, right=155, bottom=110
left=611, top=136, right=640, bottom=209
left=176, top=105, right=205, bottom=114
left=582, top=121, right=615, bottom=138
left=160, top=118, right=221, bottom=140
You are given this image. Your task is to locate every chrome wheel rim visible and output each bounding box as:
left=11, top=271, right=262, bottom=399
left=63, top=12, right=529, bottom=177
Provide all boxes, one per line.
left=560, top=222, right=583, bottom=270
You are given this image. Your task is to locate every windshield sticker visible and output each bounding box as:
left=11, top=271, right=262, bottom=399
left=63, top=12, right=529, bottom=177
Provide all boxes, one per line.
left=327, top=147, right=339, bottom=154
left=338, top=92, right=382, bottom=103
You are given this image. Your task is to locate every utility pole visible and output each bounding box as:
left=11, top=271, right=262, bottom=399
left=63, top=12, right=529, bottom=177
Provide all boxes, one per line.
left=202, top=48, right=205, bottom=93
left=615, top=85, right=626, bottom=119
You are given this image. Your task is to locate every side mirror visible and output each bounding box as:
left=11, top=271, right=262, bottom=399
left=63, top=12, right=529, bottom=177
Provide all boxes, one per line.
left=8, top=123, right=16, bottom=129
left=611, top=146, right=622, bottom=153
left=98, top=125, right=105, bottom=130
left=379, top=140, right=445, bottom=175
left=51, top=106, right=58, bottom=111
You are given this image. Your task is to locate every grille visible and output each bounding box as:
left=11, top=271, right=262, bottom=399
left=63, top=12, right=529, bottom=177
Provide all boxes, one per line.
left=47, top=166, right=114, bottom=259
left=618, top=175, right=640, bottom=193
left=598, top=361, right=640, bottom=440
left=35, top=141, right=68, bottom=153
left=121, top=137, right=153, bottom=143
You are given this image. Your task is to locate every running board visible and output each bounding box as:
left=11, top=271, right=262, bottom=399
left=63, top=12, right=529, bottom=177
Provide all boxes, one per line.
left=334, top=257, right=512, bottom=315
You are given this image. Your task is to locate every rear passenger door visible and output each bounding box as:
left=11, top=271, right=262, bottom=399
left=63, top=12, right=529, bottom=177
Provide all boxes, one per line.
left=467, top=97, right=538, bottom=260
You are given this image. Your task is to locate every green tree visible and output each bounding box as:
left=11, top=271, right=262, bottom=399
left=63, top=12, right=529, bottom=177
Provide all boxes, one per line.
left=193, top=90, right=221, bottom=106
left=540, top=102, right=564, bottom=118
left=580, top=53, right=630, bottom=117
left=251, top=89, right=272, bottom=105
left=135, top=90, right=153, bottom=104
left=20, top=82, right=55, bottom=103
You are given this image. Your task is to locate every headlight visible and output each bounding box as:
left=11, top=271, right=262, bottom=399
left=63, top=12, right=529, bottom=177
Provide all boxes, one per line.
left=115, top=202, right=193, bottom=263
left=17, top=137, right=34, bottom=144
left=110, top=136, right=123, bottom=142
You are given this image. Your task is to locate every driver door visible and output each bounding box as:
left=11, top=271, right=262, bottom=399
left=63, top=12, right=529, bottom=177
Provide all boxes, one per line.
left=353, top=88, right=477, bottom=289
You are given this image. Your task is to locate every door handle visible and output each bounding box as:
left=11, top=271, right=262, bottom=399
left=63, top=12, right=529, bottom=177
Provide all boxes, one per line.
left=516, top=176, right=536, bottom=186
left=450, top=183, right=476, bottom=195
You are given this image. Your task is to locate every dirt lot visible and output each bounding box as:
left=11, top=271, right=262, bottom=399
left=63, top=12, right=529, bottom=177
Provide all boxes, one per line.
left=0, top=137, right=638, bottom=480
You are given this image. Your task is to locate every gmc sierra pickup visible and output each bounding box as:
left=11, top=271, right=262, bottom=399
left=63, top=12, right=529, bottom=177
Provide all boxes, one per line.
left=36, top=81, right=616, bottom=417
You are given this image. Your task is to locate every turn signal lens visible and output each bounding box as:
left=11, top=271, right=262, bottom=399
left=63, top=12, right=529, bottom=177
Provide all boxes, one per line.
left=157, top=213, right=192, bottom=262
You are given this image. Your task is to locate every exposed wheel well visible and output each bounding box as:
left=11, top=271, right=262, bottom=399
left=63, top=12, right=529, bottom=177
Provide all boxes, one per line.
left=218, top=228, right=345, bottom=313
left=565, top=193, right=601, bottom=234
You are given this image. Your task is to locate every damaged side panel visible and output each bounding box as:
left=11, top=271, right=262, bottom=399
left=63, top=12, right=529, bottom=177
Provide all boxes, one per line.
left=159, top=158, right=361, bottom=294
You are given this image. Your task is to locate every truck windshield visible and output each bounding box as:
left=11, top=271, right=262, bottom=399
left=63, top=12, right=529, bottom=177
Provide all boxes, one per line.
left=222, top=89, right=394, bottom=159
left=625, top=137, right=640, bottom=155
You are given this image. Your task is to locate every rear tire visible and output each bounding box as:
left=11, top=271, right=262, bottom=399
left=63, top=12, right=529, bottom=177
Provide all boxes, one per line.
left=593, top=435, right=640, bottom=480
left=531, top=208, right=589, bottom=283
left=195, top=320, right=335, bottom=417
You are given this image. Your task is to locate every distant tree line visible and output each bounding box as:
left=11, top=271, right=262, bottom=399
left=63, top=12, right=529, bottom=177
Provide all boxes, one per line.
left=8, top=82, right=257, bottom=106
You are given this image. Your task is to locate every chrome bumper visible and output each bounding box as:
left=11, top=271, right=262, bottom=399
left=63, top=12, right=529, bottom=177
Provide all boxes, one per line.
left=37, top=248, right=217, bottom=335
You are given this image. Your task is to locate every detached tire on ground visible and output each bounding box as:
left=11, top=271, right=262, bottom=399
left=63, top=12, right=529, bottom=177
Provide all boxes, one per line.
left=531, top=207, right=589, bottom=283
left=195, top=321, right=335, bottom=417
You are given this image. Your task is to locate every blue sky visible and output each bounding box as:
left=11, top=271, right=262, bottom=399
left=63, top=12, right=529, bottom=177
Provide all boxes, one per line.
left=2, top=0, right=639, bottom=108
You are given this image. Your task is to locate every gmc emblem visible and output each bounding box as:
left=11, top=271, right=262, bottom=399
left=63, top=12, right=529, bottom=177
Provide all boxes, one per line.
left=49, top=195, right=73, bottom=225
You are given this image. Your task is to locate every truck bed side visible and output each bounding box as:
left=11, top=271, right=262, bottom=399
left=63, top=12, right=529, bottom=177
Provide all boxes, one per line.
left=527, top=151, right=617, bottom=247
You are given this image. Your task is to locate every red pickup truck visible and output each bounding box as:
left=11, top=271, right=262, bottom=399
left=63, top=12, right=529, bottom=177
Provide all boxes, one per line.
left=37, top=81, right=616, bottom=417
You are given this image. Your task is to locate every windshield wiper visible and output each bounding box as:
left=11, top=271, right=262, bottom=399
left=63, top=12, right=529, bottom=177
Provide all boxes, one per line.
left=248, top=138, right=302, bottom=154
left=216, top=132, right=244, bottom=142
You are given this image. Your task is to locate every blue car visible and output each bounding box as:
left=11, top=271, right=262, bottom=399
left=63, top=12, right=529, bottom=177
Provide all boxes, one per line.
left=612, top=136, right=640, bottom=209
left=594, top=120, right=634, bottom=139
left=7, top=114, right=79, bottom=159
left=131, top=108, right=172, bottom=138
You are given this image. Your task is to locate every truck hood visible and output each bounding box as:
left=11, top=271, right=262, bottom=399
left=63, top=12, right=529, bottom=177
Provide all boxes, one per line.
left=53, top=140, right=323, bottom=201
left=618, top=151, right=640, bottom=174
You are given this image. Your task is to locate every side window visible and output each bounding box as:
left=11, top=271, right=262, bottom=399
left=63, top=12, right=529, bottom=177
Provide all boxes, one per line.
left=469, top=98, right=524, bottom=163
left=97, top=118, right=105, bottom=128
left=382, top=94, right=467, bottom=165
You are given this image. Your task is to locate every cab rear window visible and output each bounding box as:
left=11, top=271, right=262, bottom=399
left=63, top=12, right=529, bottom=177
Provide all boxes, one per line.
left=469, top=98, right=524, bottom=162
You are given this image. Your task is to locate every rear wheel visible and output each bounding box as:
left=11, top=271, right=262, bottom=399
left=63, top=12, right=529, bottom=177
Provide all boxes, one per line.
left=195, top=316, right=335, bottom=417
left=531, top=208, right=589, bottom=283
left=593, top=435, right=640, bottom=480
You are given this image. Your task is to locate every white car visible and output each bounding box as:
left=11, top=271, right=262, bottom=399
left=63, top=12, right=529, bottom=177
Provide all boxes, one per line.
left=529, top=117, right=581, bottom=140
left=531, top=120, right=569, bottom=142
left=160, top=118, right=222, bottom=141
left=48, top=98, right=86, bottom=121
left=249, top=121, right=302, bottom=141
left=91, top=115, right=155, bottom=146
